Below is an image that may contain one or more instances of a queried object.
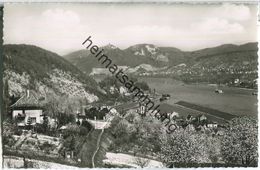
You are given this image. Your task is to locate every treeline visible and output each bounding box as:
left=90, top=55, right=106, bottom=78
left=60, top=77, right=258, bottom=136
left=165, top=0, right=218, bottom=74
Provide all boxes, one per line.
left=177, top=72, right=257, bottom=89
left=99, top=76, right=150, bottom=101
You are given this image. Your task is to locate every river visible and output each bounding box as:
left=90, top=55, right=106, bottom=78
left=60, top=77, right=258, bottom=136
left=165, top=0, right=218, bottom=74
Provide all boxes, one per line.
left=140, top=77, right=257, bottom=117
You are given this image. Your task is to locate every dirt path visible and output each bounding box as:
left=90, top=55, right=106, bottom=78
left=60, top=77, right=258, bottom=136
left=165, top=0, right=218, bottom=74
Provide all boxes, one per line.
left=85, top=100, right=150, bottom=168
left=91, top=129, right=104, bottom=168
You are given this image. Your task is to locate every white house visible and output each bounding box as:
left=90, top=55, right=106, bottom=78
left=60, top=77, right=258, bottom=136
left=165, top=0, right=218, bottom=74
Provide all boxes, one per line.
left=207, top=123, right=218, bottom=128
left=10, top=90, right=43, bottom=127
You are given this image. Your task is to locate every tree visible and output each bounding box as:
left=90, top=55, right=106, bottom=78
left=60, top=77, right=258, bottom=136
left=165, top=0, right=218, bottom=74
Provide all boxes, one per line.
left=99, top=76, right=120, bottom=90
left=42, top=113, right=49, bottom=133
left=44, top=94, right=81, bottom=128
left=135, top=81, right=150, bottom=91
left=3, top=80, right=11, bottom=119
left=112, top=119, right=130, bottom=139
left=221, top=117, right=258, bottom=166
left=26, top=117, right=33, bottom=130
left=70, top=135, right=76, bottom=151
left=44, top=93, right=60, bottom=118
left=206, top=136, right=221, bottom=163
left=85, top=107, right=98, bottom=119
left=56, top=112, right=75, bottom=128
left=125, top=111, right=136, bottom=123
left=99, top=108, right=109, bottom=119
left=159, top=128, right=212, bottom=165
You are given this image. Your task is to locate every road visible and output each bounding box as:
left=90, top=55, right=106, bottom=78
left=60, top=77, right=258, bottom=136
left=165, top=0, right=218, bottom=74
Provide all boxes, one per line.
left=89, top=101, right=144, bottom=167
left=91, top=129, right=104, bottom=168
left=80, top=97, right=161, bottom=168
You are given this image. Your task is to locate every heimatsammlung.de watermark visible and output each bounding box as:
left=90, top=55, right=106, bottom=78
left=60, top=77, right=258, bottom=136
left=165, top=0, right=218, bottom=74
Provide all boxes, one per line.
left=82, top=36, right=177, bottom=133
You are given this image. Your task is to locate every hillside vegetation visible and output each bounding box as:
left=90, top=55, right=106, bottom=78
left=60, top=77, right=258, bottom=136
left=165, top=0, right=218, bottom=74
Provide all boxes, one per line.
left=3, top=44, right=101, bottom=102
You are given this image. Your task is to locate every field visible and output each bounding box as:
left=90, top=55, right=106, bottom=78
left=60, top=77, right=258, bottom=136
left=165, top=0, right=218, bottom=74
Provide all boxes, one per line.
left=140, top=77, right=257, bottom=118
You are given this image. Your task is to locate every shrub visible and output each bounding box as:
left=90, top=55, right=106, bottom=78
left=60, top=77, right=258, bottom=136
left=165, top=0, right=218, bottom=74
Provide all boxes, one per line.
left=81, top=120, right=93, bottom=131
left=3, top=135, right=16, bottom=147
left=79, top=126, right=89, bottom=136
left=14, top=129, right=23, bottom=136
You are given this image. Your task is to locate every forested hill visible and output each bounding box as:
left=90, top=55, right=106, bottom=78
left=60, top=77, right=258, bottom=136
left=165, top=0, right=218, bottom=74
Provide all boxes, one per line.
left=64, top=42, right=257, bottom=88
left=3, top=44, right=102, bottom=102
left=64, top=42, right=258, bottom=75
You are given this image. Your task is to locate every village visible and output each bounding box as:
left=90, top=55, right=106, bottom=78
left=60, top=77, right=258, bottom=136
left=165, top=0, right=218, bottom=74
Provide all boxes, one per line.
left=3, top=83, right=231, bottom=168
left=137, top=63, right=258, bottom=89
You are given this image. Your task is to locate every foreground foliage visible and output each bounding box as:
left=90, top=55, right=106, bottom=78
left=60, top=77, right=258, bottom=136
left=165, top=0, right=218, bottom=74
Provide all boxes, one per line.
left=221, top=117, right=258, bottom=166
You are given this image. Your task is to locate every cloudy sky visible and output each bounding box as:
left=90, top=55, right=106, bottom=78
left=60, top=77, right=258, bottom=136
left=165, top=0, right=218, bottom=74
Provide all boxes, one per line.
left=4, top=3, right=258, bottom=55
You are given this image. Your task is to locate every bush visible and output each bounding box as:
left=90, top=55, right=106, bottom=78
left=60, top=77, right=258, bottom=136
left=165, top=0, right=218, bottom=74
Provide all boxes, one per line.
left=62, top=136, right=76, bottom=152
left=35, top=124, right=47, bottom=134
left=63, top=126, right=79, bottom=139
left=39, top=141, right=54, bottom=153
left=3, top=135, right=16, bottom=147
left=79, top=126, right=89, bottom=136
left=56, top=113, right=75, bottom=128
left=14, top=129, right=23, bottom=136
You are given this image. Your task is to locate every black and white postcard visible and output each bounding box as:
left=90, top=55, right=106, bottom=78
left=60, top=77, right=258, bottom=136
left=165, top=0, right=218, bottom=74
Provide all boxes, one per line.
left=1, top=1, right=258, bottom=168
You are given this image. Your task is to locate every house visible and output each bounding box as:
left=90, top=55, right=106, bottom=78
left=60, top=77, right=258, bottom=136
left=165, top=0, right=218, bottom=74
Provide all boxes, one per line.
left=10, top=90, right=43, bottom=127
left=234, top=78, right=240, bottom=84
left=198, top=114, right=207, bottom=122
left=138, top=104, right=147, bottom=116
left=207, top=122, right=218, bottom=128
left=76, top=112, right=87, bottom=125
left=64, top=150, right=75, bottom=159
left=79, top=104, right=112, bottom=122
left=119, top=86, right=130, bottom=96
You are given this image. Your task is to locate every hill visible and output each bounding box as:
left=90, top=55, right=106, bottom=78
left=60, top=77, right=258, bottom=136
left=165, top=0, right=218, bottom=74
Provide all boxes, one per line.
left=3, top=44, right=102, bottom=103
left=64, top=42, right=257, bottom=87
left=64, top=42, right=257, bottom=75
left=191, top=43, right=257, bottom=68
left=64, top=44, right=186, bottom=74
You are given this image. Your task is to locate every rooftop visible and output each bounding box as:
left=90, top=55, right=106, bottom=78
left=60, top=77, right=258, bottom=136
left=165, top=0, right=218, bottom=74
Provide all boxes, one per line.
left=10, top=90, right=42, bottom=108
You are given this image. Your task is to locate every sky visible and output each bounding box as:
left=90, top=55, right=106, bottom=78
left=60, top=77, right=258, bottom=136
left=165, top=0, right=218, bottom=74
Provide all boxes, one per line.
left=4, top=3, right=258, bottom=55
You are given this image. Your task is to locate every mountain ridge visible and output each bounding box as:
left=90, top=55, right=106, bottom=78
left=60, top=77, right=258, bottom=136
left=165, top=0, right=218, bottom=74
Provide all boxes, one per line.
left=64, top=42, right=258, bottom=75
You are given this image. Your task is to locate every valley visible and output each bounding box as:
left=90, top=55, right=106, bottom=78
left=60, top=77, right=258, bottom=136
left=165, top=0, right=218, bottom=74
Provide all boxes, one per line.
left=2, top=43, right=258, bottom=168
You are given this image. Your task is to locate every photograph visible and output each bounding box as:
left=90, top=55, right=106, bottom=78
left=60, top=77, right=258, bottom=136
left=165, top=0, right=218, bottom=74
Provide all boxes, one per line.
left=1, top=2, right=258, bottom=168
